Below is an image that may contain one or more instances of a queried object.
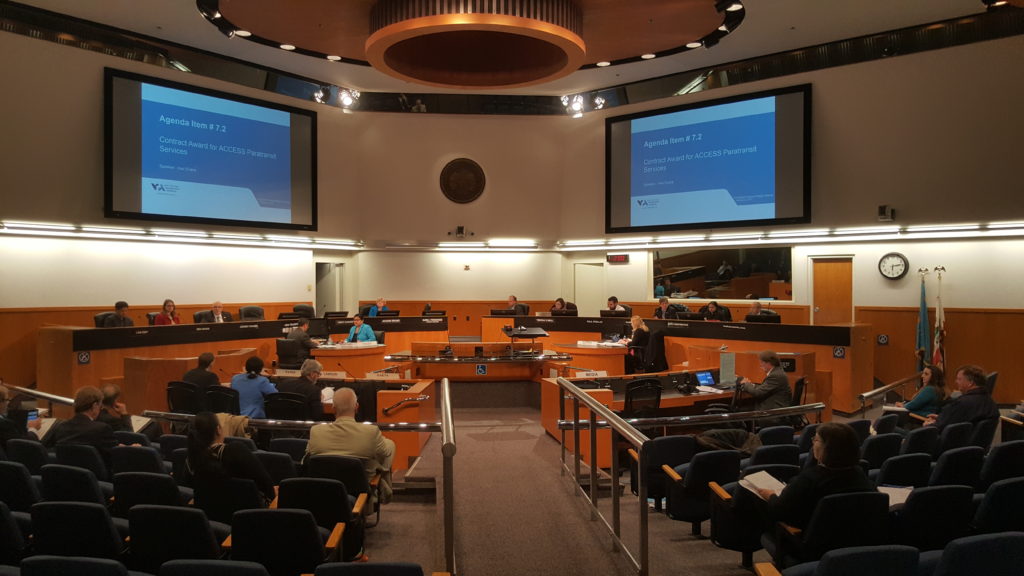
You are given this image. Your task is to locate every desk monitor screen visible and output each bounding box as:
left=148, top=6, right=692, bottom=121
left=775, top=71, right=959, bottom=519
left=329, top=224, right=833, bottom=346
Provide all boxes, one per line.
left=307, top=318, right=328, bottom=338
left=324, top=311, right=349, bottom=319
left=377, top=310, right=400, bottom=317
left=695, top=371, right=716, bottom=387
left=674, top=312, right=705, bottom=321
left=277, top=312, right=302, bottom=320
left=490, top=309, right=517, bottom=316
left=551, top=309, right=578, bottom=317
left=422, top=310, right=447, bottom=317
left=745, top=314, right=782, bottom=323
left=600, top=309, right=629, bottom=317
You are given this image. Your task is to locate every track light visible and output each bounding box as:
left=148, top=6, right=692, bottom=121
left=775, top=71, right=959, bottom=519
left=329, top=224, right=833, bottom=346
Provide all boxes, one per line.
left=339, top=89, right=360, bottom=108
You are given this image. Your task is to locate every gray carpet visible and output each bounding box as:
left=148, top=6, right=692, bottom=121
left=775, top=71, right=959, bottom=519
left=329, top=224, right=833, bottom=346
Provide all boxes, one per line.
left=372, top=406, right=767, bottom=575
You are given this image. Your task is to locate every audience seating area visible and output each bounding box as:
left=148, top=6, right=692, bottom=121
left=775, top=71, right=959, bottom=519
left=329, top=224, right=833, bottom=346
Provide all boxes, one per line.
left=1, top=428, right=442, bottom=576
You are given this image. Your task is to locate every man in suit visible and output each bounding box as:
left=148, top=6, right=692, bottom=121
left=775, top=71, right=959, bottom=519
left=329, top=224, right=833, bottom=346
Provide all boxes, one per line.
left=306, top=387, right=395, bottom=503
left=183, top=352, right=221, bottom=391
left=196, top=301, right=233, bottom=323
left=46, top=386, right=118, bottom=468
left=102, top=300, right=134, bottom=327
left=97, top=384, right=132, bottom=432
left=287, top=318, right=319, bottom=359
left=653, top=297, right=689, bottom=319
left=739, top=350, right=793, bottom=426
left=0, top=384, right=42, bottom=444
left=276, top=358, right=325, bottom=420
left=924, top=364, right=999, bottom=431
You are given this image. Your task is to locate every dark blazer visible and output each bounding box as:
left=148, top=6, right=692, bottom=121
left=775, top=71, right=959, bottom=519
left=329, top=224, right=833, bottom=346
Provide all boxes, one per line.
left=96, top=409, right=132, bottom=432
left=183, top=367, right=221, bottom=391
left=102, top=314, right=134, bottom=328
left=276, top=377, right=324, bottom=420
left=196, top=310, right=234, bottom=323
left=286, top=327, right=317, bottom=359
left=0, top=414, right=36, bottom=445
left=47, top=412, right=118, bottom=466
left=932, top=386, right=999, bottom=431
left=741, top=366, right=793, bottom=413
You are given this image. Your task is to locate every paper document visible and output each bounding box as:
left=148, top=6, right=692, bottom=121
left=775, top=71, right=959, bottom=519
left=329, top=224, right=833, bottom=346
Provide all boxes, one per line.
left=739, top=470, right=786, bottom=500
left=696, top=385, right=721, bottom=394
left=882, top=405, right=908, bottom=412
left=878, top=485, right=913, bottom=508
left=130, top=415, right=152, bottom=433
left=35, top=417, right=57, bottom=441
left=598, top=342, right=626, bottom=347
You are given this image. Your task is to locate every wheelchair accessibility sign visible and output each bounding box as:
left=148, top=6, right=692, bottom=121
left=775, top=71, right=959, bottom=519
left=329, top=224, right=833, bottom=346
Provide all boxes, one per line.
left=832, top=346, right=846, bottom=359
left=475, top=364, right=488, bottom=376
left=77, top=351, right=91, bottom=365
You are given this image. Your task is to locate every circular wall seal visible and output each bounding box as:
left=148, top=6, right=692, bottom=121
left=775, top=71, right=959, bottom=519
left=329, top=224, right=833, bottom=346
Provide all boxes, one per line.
left=440, top=158, right=485, bottom=204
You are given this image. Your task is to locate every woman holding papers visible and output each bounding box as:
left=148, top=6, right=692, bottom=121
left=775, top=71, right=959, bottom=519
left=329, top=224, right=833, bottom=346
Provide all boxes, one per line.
left=757, top=422, right=875, bottom=529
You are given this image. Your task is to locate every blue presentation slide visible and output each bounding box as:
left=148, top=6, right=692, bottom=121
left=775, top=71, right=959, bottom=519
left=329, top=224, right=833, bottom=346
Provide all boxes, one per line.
left=140, top=84, right=292, bottom=223
left=629, top=97, right=776, bottom=227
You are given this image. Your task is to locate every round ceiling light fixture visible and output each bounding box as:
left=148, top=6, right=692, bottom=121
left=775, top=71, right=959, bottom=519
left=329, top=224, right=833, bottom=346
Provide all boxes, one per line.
left=365, top=0, right=586, bottom=89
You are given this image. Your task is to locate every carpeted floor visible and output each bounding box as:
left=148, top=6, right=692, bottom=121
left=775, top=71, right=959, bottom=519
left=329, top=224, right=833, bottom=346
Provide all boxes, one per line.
left=370, top=405, right=769, bottom=575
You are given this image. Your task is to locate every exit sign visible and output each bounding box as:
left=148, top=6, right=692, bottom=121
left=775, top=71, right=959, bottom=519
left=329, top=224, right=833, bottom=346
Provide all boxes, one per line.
left=606, top=254, right=630, bottom=264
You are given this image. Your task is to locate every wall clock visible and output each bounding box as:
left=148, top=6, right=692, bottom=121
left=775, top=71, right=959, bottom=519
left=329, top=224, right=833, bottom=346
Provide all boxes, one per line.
left=878, top=252, right=909, bottom=280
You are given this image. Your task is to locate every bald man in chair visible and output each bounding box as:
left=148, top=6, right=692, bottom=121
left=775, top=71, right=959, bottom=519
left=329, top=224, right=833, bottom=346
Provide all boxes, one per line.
left=306, top=387, right=395, bottom=503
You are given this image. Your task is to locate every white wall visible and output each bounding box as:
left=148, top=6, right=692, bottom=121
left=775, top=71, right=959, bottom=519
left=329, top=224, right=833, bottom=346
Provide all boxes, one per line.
left=0, top=237, right=311, bottom=308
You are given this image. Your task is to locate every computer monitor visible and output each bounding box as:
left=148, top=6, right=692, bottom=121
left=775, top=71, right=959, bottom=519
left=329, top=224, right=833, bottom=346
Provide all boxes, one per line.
left=745, top=314, right=782, bottom=324
left=422, top=310, right=447, bottom=317
left=694, top=370, right=716, bottom=387
left=324, top=311, right=349, bottom=319
left=674, top=312, right=705, bottom=321
left=307, top=318, right=329, bottom=338
left=277, top=312, right=302, bottom=320
left=377, top=310, right=400, bottom=317
left=490, top=309, right=517, bottom=316
left=599, top=309, right=629, bottom=318
left=550, top=308, right=578, bottom=317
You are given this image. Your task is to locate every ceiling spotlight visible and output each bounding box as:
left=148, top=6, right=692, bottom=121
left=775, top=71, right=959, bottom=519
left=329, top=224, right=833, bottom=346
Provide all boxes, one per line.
left=715, top=1, right=744, bottom=12
left=326, top=55, right=341, bottom=61
left=593, top=96, right=606, bottom=110
left=686, top=41, right=702, bottom=49
left=312, top=87, right=327, bottom=104
left=596, top=61, right=611, bottom=67
left=280, top=44, right=296, bottom=51
left=339, top=89, right=360, bottom=108
left=641, top=53, right=656, bottom=60
left=718, top=25, right=730, bottom=32
left=235, top=30, right=252, bottom=37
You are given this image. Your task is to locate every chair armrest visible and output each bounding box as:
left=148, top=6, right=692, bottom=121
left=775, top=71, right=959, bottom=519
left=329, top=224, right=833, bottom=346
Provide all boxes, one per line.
left=662, top=464, right=682, bottom=482
left=1001, top=415, right=1023, bottom=427
left=627, top=448, right=640, bottom=463
left=352, top=492, right=369, bottom=517
left=909, top=413, right=928, bottom=422
left=753, top=562, right=782, bottom=576
left=325, top=522, right=345, bottom=552
left=709, top=481, right=731, bottom=502
left=221, top=535, right=231, bottom=552
left=370, top=472, right=381, bottom=488
left=1012, top=409, right=1024, bottom=418
left=269, top=486, right=279, bottom=509
left=780, top=522, right=801, bottom=536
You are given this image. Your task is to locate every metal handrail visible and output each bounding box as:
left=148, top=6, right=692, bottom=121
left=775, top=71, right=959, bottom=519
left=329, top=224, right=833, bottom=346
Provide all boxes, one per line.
left=857, top=373, right=921, bottom=414
left=141, top=410, right=444, bottom=433
left=6, top=385, right=72, bottom=406
left=557, top=402, right=827, bottom=431
left=439, top=378, right=456, bottom=575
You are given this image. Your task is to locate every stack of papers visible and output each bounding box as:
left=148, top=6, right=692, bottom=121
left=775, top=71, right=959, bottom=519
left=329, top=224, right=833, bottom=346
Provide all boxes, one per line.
left=878, top=485, right=913, bottom=508
left=739, top=470, right=786, bottom=500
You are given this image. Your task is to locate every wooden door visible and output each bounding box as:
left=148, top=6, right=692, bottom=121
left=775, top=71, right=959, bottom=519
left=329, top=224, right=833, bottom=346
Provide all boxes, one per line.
left=812, top=258, right=853, bottom=325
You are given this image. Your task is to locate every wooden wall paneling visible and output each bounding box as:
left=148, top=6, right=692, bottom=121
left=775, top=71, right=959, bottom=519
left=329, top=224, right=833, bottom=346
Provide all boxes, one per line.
left=377, top=379, right=435, bottom=472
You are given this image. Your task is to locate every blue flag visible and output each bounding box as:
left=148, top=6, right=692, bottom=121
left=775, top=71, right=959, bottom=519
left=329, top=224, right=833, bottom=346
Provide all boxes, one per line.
left=915, top=277, right=930, bottom=371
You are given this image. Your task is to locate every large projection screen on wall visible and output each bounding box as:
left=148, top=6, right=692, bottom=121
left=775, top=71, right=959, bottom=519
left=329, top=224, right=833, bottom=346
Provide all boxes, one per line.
left=606, top=84, right=811, bottom=234
left=105, top=68, right=317, bottom=231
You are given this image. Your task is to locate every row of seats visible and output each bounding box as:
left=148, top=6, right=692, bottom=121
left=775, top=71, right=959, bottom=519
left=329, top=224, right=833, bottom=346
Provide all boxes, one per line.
left=0, top=556, right=433, bottom=576
left=167, top=381, right=315, bottom=421
left=94, top=306, right=272, bottom=327
left=753, top=531, right=1024, bottom=576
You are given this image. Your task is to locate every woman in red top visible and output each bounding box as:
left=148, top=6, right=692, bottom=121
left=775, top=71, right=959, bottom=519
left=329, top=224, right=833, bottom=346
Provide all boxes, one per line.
left=154, top=298, right=181, bottom=325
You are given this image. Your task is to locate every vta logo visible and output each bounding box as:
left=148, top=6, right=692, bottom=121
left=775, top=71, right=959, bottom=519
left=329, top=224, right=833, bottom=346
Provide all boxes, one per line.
left=636, top=199, right=651, bottom=207
left=150, top=183, right=167, bottom=191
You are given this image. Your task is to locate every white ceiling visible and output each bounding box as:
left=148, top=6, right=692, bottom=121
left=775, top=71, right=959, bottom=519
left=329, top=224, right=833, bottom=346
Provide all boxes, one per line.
left=20, top=0, right=989, bottom=96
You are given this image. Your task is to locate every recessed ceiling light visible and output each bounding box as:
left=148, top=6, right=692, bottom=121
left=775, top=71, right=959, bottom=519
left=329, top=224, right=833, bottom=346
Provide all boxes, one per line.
left=280, top=44, right=296, bottom=51
left=326, top=55, right=341, bottom=61
left=686, top=41, right=703, bottom=49
left=235, top=30, right=251, bottom=37
left=596, top=61, right=611, bottom=67
left=641, top=53, right=656, bottom=60
left=718, top=25, right=729, bottom=32
left=726, top=2, right=744, bottom=11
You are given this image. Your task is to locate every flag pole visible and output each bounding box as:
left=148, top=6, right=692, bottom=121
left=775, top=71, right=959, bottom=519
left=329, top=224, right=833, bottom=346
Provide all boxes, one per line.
left=915, top=268, right=931, bottom=372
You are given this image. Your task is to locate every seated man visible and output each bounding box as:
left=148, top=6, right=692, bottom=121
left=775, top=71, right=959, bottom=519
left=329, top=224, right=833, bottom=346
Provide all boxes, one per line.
left=739, top=351, right=793, bottom=427
left=97, top=384, right=132, bottom=432
left=0, top=384, right=42, bottom=444
left=103, top=300, right=134, bottom=328
left=46, top=386, right=118, bottom=468
left=307, top=388, right=395, bottom=503
left=183, top=352, right=221, bottom=391
left=654, top=297, right=690, bottom=319
left=287, top=318, right=319, bottom=359
left=606, top=296, right=625, bottom=312
left=196, top=301, right=233, bottom=323
left=924, top=364, right=999, bottom=431
left=276, top=358, right=325, bottom=420
left=506, top=295, right=528, bottom=316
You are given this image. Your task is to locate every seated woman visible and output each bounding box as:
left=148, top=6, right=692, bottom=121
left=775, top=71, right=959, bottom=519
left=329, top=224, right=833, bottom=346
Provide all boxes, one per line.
left=185, top=411, right=275, bottom=505
left=346, top=314, right=377, bottom=342
left=757, top=422, right=875, bottom=530
left=619, top=315, right=650, bottom=374
left=154, top=298, right=181, bottom=325
left=896, top=365, right=946, bottom=427
left=230, top=356, right=277, bottom=419
left=551, top=297, right=567, bottom=311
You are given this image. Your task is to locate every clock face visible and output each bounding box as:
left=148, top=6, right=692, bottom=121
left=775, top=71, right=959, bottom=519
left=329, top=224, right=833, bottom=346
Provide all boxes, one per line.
left=878, top=252, right=909, bottom=280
